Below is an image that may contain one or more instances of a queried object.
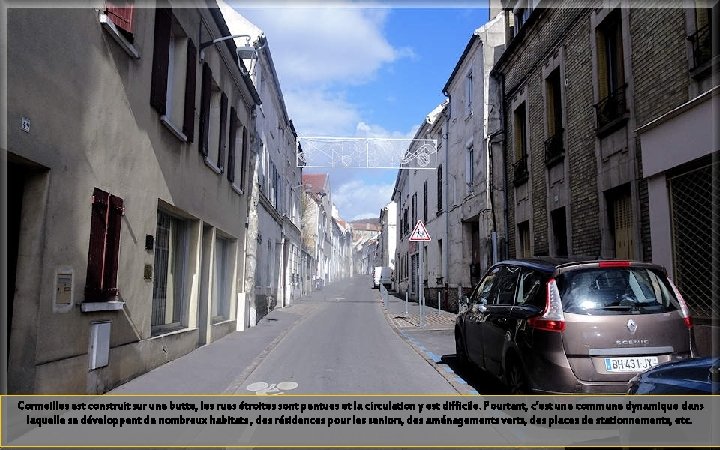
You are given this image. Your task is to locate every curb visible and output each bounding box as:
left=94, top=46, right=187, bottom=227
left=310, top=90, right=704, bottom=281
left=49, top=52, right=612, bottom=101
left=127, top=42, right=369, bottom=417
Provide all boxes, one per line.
left=378, top=292, right=477, bottom=395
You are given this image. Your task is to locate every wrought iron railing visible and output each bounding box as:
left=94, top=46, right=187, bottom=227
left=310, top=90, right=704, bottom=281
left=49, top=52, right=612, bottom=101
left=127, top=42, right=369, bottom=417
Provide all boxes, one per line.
left=594, top=84, right=628, bottom=131
left=544, top=128, right=565, bottom=167
left=513, top=154, right=529, bottom=186
left=688, top=24, right=713, bottom=69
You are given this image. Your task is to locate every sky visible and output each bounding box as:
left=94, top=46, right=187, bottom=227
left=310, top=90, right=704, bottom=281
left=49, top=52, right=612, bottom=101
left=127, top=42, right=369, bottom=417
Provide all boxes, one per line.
left=231, top=2, right=492, bottom=221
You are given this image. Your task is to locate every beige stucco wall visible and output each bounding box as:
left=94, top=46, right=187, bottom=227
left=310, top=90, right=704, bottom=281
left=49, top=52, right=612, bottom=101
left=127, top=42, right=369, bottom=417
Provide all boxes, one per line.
left=7, top=6, right=256, bottom=393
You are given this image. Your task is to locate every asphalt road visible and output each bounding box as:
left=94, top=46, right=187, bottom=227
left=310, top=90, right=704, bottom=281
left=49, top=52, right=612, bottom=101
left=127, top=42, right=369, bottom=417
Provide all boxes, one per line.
left=233, top=275, right=457, bottom=394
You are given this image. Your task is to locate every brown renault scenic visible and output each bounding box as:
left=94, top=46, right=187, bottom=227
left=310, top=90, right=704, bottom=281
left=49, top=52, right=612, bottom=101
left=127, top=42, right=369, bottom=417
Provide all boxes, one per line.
left=455, top=259, right=694, bottom=393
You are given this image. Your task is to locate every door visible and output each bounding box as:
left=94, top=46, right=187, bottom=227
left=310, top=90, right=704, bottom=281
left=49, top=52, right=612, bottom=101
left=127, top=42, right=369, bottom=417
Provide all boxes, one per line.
left=481, top=265, right=520, bottom=376
left=611, top=188, right=634, bottom=259
left=7, top=162, right=27, bottom=360
left=464, top=267, right=499, bottom=369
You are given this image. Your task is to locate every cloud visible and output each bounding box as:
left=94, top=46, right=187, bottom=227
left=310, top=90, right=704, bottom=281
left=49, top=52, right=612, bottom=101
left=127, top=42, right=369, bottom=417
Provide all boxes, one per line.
left=332, top=179, right=395, bottom=222
left=239, top=7, right=405, bottom=87
left=284, top=88, right=361, bottom=136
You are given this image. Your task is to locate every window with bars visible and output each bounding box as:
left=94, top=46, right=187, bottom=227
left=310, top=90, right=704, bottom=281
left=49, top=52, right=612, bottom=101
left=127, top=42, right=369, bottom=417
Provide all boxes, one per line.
left=517, top=221, right=531, bottom=258
left=151, top=209, right=188, bottom=334
left=544, top=67, right=565, bottom=166
left=606, top=185, right=634, bottom=260
left=150, top=8, right=196, bottom=142
left=594, top=9, right=628, bottom=133
left=85, top=188, right=124, bottom=302
left=513, top=102, right=529, bottom=186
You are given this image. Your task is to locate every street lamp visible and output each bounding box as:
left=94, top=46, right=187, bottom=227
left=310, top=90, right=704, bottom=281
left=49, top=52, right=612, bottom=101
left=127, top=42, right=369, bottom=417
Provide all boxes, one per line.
left=199, top=34, right=259, bottom=75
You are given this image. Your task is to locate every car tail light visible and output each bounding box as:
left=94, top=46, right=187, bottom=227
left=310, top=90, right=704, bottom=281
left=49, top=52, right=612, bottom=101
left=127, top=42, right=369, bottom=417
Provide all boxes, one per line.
left=598, top=260, right=631, bottom=268
left=668, top=279, right=693, bottom=329
left=528, top=278, right=566, bottom=332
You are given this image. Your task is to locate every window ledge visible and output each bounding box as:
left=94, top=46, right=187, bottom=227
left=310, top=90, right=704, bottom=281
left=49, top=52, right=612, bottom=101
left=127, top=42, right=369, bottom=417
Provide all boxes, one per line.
left=204, top=157, right=223, bottom=175
left=150, top=326, right=196, bottom=339
left=99, top=13, right=139, bottom=59
left=80, top=300, right=125, bottom=312
left=231, top=183, right=244, bottom=196
left=160, top=115, right=188, bottom=142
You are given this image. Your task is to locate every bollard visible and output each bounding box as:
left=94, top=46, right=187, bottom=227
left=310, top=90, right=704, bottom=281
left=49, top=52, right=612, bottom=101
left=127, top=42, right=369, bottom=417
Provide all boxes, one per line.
left=405, top=291, right=408, bottom=316
left=438, top=291, right=441, bottom=315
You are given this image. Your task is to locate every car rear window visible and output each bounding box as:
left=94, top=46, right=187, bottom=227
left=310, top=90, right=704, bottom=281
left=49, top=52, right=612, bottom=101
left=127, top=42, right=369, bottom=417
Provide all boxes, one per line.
left=555, top=267, right=680, bottom=315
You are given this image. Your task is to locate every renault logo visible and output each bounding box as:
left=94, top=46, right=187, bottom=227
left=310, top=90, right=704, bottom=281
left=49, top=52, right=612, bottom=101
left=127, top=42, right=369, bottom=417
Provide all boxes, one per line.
left=627, top=319, right=638, bottom=334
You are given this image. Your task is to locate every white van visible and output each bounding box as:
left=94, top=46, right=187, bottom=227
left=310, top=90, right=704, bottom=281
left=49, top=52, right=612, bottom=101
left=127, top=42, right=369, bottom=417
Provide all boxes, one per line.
left=372, top=266, right=392, bottom=289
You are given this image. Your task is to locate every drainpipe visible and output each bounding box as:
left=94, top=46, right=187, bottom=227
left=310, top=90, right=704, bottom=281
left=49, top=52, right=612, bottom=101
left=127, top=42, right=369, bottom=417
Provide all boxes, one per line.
left=443, top=94, right=450, bottom=289
left=499, top=72, right=510, bottom=260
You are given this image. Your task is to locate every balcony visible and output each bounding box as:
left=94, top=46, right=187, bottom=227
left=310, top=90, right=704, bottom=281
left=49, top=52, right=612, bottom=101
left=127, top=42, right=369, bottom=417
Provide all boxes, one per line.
left=689, top=24, right=713, bottom=69
left=594, top=84, right=628, bottom=137
left=512, top=154, right=529, bottom=187
left=544, top=128, right=565, bottom=167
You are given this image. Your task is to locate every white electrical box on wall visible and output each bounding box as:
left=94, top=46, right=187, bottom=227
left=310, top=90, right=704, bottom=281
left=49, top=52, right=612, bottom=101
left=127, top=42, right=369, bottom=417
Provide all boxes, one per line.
left=88, top=321, right=111, bottom=370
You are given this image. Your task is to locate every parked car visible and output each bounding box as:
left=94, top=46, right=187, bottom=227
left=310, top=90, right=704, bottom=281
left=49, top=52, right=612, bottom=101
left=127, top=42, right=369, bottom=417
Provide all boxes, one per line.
left=627, top=356, right=719, bottom=394
left=372, top=266, right=392, bottom=289
left=454, top=258, right=694, bottom=394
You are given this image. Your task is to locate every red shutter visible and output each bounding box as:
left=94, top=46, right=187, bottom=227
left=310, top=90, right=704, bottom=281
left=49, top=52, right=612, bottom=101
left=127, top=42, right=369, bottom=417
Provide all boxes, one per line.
left=199, top=63, right=212, bottom=158
left=227, top=108, right=237, bottom=183
left=106, top=2, right=134, bottom=34
left=183, top=38, right=197, bottom=142
left=150, top=8, right=172, bottom=114
left=86, top=188, right=110, bottom=300
left=240, top=126, right=249, bottom=191
left=218, top=92, right=228, bottom=170
left=103, top=195, right=124, bottom=299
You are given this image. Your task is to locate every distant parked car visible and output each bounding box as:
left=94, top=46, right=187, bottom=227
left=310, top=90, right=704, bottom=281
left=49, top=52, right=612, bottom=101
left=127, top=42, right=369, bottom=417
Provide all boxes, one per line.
left=627, top=356, right=719, bottom=394
left=455, top=258, right=694, bottom=394
left=372, top=266, right=392, bottom=289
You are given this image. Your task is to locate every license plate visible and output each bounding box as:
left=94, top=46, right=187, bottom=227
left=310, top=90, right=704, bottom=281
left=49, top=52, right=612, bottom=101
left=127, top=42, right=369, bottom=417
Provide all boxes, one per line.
left=604, top=356, right=659, bottom=373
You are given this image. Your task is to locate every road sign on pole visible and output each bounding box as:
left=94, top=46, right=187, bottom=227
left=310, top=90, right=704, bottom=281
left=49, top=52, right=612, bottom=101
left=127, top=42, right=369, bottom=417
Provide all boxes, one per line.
left=409, top=220, right=431, bottom=242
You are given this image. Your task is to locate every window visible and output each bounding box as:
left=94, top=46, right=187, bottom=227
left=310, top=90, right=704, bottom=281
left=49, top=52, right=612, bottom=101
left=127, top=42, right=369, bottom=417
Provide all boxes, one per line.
left=513, top=102, right=528, bottom=186
left=550, top=207, right=568, bottom=257
left=594, top=9, right=627, bottom=131
left=607, top=185, right=634, bottom=259
left=437, top=164, right=443, bottom=213
left=689, top=3, right=719, bottom=73
left=152, top=210, right=188, bottom=334
left=85, top=188, right=124, bottom=301
left=544, top=68, right=564, bottom=166
left=150, top=8, right=196, bottom=142
left=411, top=193, right=417, bottom=226
left=212, top=236, right=232, bottom=322
left=438, top=239, right=443, bottom=277
left=517, top=221, right=531, bottom=258
left=494, top=266, right=520, bottom=305
left=100, top=2, right=139, bottom=58
left=423, top=181, right=428, bottom=223
left=466, top=145, right=474, bottom=188
left=515, top=269, right=543, bottom=308
left=465, top=70, right=473, bottom=116
left=227, top=108, right=239, bottom=186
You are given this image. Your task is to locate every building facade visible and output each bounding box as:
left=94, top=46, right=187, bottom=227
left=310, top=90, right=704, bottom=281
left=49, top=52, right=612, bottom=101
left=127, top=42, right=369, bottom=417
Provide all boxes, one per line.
left=491, top=2, right=718, bottom=354
left=7, top=3, right=260, bottom=393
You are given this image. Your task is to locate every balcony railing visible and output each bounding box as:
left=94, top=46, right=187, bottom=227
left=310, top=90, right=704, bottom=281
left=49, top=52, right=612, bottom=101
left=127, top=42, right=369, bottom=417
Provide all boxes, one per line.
left=688, top=24, right=713, bottom=69
left=594, top=84, right=628, bottom=133
left=513, top=154, right=529, bottom=187
left=544, top=128, right=565, bottom=167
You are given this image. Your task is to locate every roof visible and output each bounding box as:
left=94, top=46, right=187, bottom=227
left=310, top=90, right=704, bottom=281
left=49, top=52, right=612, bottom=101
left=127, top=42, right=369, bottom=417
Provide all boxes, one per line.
left=302, top=173, right=329, bottom=195
left=442, top=34, right=481, bottom=95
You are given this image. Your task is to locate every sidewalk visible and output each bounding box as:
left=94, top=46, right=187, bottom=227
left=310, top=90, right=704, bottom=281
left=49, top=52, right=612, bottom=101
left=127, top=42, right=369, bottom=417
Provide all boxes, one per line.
left=109, top=292, right=322, bottom=394
left=381, top=291, right=457, bottom=331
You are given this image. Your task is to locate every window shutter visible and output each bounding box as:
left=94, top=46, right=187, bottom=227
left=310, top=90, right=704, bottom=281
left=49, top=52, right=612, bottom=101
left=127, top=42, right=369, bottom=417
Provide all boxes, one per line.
left=596, top=29, right=609, bottom=100
left=86, top=188, right=110, bottom=300
left=106, top=2, right=134, bottom=34
left=218, top=92, right=228, bottom=170
left=240, top=126, right=248, bottom=191
left=199, top=63, right=212, bottom=158
left=183, top=38, right=197, bottom=142
left=227, top=108, right=237, bottom=183
left=150, top=8, right=172, bottom=114
left=103, top=195, right=124, bottom=298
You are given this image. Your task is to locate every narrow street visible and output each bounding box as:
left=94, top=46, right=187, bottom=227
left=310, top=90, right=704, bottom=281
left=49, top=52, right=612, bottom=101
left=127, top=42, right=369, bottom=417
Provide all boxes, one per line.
left=232, top=275, right=457, bottom=394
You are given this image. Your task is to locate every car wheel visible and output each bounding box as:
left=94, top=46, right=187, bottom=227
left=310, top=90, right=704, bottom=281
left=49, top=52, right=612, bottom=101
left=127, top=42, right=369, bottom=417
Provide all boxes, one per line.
left=455, top=328, right=468, bottom=366
left=504, top=356, right=529, bottom=394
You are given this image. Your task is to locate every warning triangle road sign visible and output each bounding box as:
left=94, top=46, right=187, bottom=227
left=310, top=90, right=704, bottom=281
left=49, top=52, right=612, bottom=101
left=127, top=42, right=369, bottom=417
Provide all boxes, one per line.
left=409, top=220, right=431, bottom=242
